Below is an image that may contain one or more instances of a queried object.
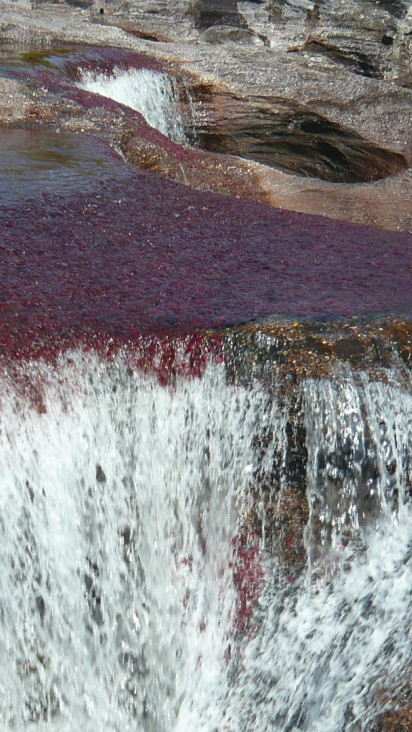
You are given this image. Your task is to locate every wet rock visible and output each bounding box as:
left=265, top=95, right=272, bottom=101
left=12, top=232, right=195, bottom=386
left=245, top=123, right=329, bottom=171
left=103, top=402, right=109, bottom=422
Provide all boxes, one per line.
left=85, top=559, right=104, bottom=626
left=388, top=320, right=412, bottom=369
left=232, top=532, right=264, bottom=633
left=118, top=650, right=148, bottom=677
left=374, top=705, right=412, bottom=731
left=0, top=22, right=410, bottom=334
left=234, top=380, right=310, bottom=573
left=0, top=6, right=411, bottom=230
left=227, top=317, right=412, bottom=578
left=254, top=164, right=412, bottom=232
left=333, top=337, right=375, bottom=368
left=223, top=316, right=412, bottom=578
left=244, top=477, right=309, bottom=572
left=96, top=464, right=106, bottom=483
left=121, top=136, right=182, bottom=176
left=223, top=320, right=412, bottom=386
left=0, top=5, right=410, bottom=725
left=120, top=129, right=257, bottom=196
left=26, top=480, right=35, bottom=503
left=191, top=88, right=407, bottom=182
left=35, top=595, right=46, bottom=623
left=0, top=77, right=31, bottom=122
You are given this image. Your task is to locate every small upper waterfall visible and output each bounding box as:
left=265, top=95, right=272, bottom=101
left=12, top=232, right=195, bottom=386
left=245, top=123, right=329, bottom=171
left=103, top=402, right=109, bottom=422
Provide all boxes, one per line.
left=78, top=67, right=186, bottom=143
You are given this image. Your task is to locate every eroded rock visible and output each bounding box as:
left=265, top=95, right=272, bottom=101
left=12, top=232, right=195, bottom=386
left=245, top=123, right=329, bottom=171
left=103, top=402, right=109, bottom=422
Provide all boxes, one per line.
left=200, top=24, right=269, bottom=45
left=190, top=86, right=408, bottom=182
left=0, top=4, right=411, bottom=230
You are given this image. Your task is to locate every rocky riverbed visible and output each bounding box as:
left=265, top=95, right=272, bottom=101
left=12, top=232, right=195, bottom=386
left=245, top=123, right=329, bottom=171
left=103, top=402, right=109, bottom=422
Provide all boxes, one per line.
left=0, top=0, right=411, bottom=564
left=1, top=0, right=412, bottom=231
left=0, top=5, right=410, bottom=499
left=0, top=3, right=412, bottom=730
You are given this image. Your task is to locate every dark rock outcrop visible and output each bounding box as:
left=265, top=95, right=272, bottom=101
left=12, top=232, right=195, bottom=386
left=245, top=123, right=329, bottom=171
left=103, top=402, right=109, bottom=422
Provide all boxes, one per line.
left=190, top=87, right=408, bottom=182
left=187, top=0, right=246, bottom=29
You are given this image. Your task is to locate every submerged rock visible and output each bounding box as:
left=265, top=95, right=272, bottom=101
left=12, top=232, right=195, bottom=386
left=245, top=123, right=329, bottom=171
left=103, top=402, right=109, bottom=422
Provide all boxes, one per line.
left=374, top=706, right=412, bottom=732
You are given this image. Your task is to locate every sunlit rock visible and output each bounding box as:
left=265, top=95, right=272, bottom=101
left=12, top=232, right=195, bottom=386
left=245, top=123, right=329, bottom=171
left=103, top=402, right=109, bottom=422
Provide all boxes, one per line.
left=1, top=1, right=411, bottom=230
left=200, top=24, right=269, bottom=45
left=0, top=10, right=411, bottom=726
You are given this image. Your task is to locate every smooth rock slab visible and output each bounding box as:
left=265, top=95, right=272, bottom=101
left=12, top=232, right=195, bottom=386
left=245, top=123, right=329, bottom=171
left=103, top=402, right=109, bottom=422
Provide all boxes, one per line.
left=0, top=127, right=411, bottom=358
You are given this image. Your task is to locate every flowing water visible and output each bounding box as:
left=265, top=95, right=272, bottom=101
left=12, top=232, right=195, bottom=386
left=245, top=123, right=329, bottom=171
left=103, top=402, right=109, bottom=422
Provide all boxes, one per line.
left=78, top=67, right=186, bottom=144
left=0, top=346, right=411, bottom=731
left=0, top=351, right=251, bottom=730
left=1, top=46, right=412, bottom=732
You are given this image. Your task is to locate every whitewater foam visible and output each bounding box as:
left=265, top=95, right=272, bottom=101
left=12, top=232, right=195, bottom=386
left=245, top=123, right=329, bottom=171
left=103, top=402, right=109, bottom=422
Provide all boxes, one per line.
left=0, top=351, right=266, bottom=730
left=0, top=350, right=411, bottom=730
left=78, top=67, right=186, bottom=143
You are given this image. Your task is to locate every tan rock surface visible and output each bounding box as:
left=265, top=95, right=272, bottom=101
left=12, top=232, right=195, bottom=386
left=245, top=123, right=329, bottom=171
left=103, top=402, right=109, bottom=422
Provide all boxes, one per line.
left=0, top=1, right=411, bottom=231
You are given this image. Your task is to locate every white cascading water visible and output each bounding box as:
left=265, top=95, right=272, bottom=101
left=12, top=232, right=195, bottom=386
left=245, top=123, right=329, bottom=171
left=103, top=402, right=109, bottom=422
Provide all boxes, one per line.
left=0, top=348, right=411, bottom=731
left=78, top=67, right=186, bottom=143
left=202, top=368, right=412, bottom=732
left=0, top=350, right=268, bottom=731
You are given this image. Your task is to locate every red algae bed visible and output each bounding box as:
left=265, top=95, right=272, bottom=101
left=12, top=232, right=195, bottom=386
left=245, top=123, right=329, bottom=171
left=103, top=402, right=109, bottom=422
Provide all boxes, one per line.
left=0, top=128, right=411, bottom=358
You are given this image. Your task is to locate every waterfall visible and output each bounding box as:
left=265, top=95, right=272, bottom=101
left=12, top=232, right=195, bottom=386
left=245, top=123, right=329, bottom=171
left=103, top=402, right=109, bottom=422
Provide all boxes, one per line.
left=0, top=349, right=265, bottom=730
left=78, top=67, right=186, bottom=143
left=212, top=514, right=412, bottom=732
left=0, top=346, right=411, bottom=730
left=203, top=368, right=412, bottom=732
